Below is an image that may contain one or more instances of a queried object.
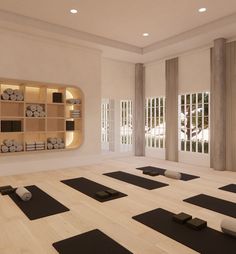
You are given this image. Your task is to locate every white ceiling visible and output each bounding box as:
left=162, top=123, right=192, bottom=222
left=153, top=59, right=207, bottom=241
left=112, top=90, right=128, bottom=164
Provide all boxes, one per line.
left=1, top=0, right=236, bottom=47
left=0, top=0, right=236, bottom=62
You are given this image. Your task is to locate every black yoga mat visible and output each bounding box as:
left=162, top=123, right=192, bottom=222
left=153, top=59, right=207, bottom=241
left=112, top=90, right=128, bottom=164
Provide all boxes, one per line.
left=61, top=177, right=127, bottom=202
left=137, top=166, right=199, bottom=181
left=9, top=185, right=69, bottom=220
left=133, top=208, right=236, bottom=254
left=53, top=229, right=133, bottom=254
left=103, top=171, right=168, bottom=190
left=219, top=184, right=236, bottom=193
left=184, top=194, right=236, bottom=218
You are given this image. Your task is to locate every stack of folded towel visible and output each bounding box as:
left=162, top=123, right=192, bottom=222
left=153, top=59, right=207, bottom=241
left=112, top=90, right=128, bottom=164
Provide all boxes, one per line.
left=70, top=109, right=81, bottom=118
left=25, top=141, right=46, bottom=151
left=47, top=137, right=65, bottom=150
left=1, top=88, right=24, bottom=101
left=66, top=98, right=81, bottom=105
left=26, top=104, right=46, bottom=117
left=1, top=139, right=23, bottom=153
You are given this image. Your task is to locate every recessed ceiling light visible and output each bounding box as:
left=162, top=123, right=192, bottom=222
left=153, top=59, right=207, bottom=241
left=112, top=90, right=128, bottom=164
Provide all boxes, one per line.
left=198, top=7, right=207, bottom=13
left=70, top=9, right=78, bottom=14
left=142, top=33, right=149, bottom=37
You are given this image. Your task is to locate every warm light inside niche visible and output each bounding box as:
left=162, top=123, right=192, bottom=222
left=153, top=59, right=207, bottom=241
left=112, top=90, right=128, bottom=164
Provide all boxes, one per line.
left=66, top=89, right=74, bottom=147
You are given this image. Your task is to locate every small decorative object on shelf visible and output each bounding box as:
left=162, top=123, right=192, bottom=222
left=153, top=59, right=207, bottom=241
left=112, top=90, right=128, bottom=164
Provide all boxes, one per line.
left=66, top=120, right=75, bottom=131
left=26, top=104, right=46, bottom=117
left=1, top=120, right=22, bottom=132
left=52, top=92, right=63, bottom=103
left=66, top=98, right=81, bottom=105
left=1, top=88, right=24, bottom=101
left=70, top=110, right=81, bottom=118
left=47, top=137, right=65, bottom=150
left=1, top=139, right=23, bottom=153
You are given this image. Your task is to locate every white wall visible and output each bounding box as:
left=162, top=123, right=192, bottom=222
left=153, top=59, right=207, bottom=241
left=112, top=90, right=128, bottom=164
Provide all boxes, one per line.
left=101, top=58, right=135, bottom=154
left=0, top=27, right=102, bottom=176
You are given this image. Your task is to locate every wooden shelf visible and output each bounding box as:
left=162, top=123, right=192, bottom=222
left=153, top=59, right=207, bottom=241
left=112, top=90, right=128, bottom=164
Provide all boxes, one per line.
left=0, top=81, right=83, bottom=155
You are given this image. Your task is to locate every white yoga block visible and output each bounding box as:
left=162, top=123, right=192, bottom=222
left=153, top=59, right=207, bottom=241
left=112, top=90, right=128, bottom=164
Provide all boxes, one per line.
left=15, top=187, right=32, bottom=201
left=221, top=219, right=236, bottom=238
left=164, top=170, right=181, bottom=180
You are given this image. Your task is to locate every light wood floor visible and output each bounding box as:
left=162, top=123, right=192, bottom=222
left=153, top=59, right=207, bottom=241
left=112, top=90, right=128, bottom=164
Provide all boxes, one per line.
left=0, top=156, right=236, bottom=254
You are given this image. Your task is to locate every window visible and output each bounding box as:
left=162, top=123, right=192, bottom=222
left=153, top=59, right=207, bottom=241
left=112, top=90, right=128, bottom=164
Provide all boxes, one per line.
left=179, top=92, right=209, bottom=154
left=120, top=100, right=132, bottom=151
left=101, top=99, right=114, bottom=151
left=145, top=97, right=165, bottom=148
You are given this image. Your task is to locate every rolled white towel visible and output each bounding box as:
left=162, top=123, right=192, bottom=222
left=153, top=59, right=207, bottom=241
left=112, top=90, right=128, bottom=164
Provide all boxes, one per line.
left=53, top=143, right=59, bottom=149
left=16, top=94, right=24, bottom=101
left=10, top=94, right=17, bottom=101
left=39, top=111, right=46, bottom=117
left=56, top=138, right=62, bottom=144
left=36, top=105, right=43, bottom=112
left=47, top=143, right=53, bottom=150
left=1, top=145, right=9, bottom=153
left=59, top=143, right=65, bottom=149
left=13, top=89, right=22, bottom=96
left=9, top=146, right=16, bottom=152
left=3, top=139, right=13, bottom=147
left=164, top=170, right=181, bottom=180
left=15, top=187, right=32, bottom=201
left=26, top=110, right=33, bottom=117
left=29, top=105, right=37, bottom=111
left=16, top=145, right=23, bottom=152
left=5, top=88, right=13, bottom=95
left=1, top=92, right=10, bottom=100
left=48, top=138, right=57, bottom=144
left=221, top=218, right=236, bottom=238
left=33, top=111, right=40, bottom=117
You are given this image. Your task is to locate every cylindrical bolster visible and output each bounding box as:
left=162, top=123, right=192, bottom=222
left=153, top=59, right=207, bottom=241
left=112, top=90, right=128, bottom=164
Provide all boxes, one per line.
left=164, top=170, right=181, bottom=180
left=221, top=219, right=236, bottom=238
left=15, top=187, right=32, bottom=201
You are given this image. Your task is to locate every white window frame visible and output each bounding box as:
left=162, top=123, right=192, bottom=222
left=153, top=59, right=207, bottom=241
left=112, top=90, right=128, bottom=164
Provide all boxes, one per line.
left=178, top=92, right=210, bottom=154
left=145, top=97, right=166, bottom=149
left=101, top=99, right=114, bottom=151
left=120, top=100, right=133, bottom=151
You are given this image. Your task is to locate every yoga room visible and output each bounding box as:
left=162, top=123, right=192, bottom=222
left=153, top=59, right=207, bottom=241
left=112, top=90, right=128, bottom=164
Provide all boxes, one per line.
left=0, top=0, right=236, bottom=253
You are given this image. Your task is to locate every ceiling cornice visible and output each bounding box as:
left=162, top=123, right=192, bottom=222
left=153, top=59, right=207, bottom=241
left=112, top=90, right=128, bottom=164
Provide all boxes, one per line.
left=0, top=9, right=236, bottom=63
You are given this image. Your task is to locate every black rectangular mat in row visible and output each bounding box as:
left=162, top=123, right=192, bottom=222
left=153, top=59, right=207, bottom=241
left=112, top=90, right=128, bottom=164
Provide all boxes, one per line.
left=133, top=208, right=236, bottom=254
left=103, top=171, right=168, bottom=190
left=61, top=177, right=127, bottom=202
left=137, top=166, right=199, bottom=181
left=53, top=229, right=133, bottom=254
left=184, top=194, right=236, bottom=218
left=219, top=184, right=236, bottom=193
left=9, top=185, right=69, bottom=220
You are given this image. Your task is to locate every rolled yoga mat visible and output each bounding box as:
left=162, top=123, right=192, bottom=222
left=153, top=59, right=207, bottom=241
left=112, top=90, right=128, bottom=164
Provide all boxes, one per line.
left=221, top=218, right=236, bottom=238
left=9, top=146, right=16, bottom=153
left=48, top=138, right=57, bottom=144
left=164, top=170, right=181, bottom=180
left=27, top=105, right=37, bottom=112
left=1, top=93, right=10, bottom=100
left=53, top=144, right=59, bottom=149
left=59, top=143, right=65, bottom=149
left=56, top=138, right=62, bottom=144
left=16, top=145, right=23, bottom=152
left=13, top=89, right=22, bottom=96
left=36, top=105, right=43, bottom=112
left=15, top=187, right=32, bottom=201
left=39, top=111, right=46, bottom=117
left=47, top=143, right=53, bottom=150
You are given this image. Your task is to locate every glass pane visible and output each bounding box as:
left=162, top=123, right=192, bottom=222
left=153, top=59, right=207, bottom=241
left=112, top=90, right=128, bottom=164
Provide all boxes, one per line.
left=181, top=105, right=185, bottom=114
left=192, top=94, right=196, bottom=104
left=181, top=140, right=185, bottom=151
left=186, top=141, right=190, bottom=151
left=198, top=93, right=202, bottom=103
left=204, top=142, right=209, bottom=154
left=192, top=141, right=196, bottom=152
left=204, top=93, right=209, bottom=103
left=186, top=94, right=190, bottom=104
left=160, top=98, right=163, bottom=106
left=198, top=142, right=202, bottom=153
left=181, top=95, right=185, bottom=105
left=204, top=104, right=209, bottom=115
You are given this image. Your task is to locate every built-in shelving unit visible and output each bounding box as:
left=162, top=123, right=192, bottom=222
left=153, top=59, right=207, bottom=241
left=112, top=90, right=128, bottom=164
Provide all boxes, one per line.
left=0, top=80, right=83, bottom=155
